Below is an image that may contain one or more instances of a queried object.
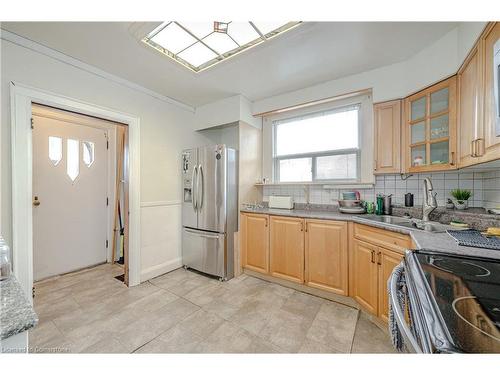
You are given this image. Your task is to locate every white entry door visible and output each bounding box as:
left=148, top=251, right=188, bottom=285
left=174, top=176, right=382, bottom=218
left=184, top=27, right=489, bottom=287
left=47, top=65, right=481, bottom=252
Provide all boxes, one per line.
left=33, top=110, right=108, bottom=281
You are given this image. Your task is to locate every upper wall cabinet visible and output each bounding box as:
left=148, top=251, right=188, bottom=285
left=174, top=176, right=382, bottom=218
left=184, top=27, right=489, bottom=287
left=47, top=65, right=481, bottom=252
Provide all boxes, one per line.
left=458, top=22, right=500, bottom=167
left=403, top=76, right=457, bottom=172
left=458, top=41, right=483, bottom=167
left=373, top=100, right=402, bottom=174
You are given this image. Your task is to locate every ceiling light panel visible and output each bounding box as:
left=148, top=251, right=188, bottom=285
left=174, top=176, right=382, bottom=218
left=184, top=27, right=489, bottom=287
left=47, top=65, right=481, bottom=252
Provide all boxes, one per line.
left=203, top=32, right=238, bottom=54
left=150, top=22, right=197, bottom=54
left=177, top=42, right=218, bottom=67
left=144, top=21, right=301, bottom=72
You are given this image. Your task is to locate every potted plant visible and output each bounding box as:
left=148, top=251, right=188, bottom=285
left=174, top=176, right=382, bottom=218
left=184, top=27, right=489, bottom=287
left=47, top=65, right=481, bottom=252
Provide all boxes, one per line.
left=450, top=189, right=472, bottom=210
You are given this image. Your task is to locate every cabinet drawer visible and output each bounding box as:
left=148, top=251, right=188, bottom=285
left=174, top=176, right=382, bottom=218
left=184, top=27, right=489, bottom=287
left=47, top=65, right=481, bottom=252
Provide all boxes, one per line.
left=353, top=224, right=411, bottom=253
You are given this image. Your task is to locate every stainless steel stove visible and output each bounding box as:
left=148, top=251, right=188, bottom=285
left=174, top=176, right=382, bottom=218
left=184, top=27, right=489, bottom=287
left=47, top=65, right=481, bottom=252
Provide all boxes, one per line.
left=392, top=250, right=500, bottom=353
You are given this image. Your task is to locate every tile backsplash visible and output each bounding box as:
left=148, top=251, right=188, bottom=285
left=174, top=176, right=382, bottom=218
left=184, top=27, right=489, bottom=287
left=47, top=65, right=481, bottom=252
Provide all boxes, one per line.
left=262, top=170, right=500, bottom=209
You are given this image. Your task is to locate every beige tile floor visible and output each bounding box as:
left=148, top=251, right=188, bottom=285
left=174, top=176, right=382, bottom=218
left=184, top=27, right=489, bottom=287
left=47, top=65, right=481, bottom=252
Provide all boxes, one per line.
left=29, top=263, right=396, bottom=353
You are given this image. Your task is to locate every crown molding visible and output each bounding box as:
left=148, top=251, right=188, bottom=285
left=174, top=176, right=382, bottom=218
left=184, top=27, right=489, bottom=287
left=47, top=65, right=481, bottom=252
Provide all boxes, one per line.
left=1, top=28, right=195, bottom=113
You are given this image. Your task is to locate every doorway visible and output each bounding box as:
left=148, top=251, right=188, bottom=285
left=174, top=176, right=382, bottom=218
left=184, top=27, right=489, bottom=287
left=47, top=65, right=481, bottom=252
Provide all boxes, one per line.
left=31, top=104, right=129, bottom=284
left=10, top=82, right=141, bottom=297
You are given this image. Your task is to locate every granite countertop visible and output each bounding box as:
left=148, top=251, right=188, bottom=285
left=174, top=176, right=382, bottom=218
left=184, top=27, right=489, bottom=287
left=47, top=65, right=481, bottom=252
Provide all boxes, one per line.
left=0, top=276, right=38, bottom=340
left=240, top=206, right=500, bottom=260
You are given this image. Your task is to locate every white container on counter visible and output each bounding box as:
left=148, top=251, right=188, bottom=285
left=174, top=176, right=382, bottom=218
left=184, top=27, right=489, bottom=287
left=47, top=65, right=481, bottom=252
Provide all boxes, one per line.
left=268, top=196, right=294, bottom=209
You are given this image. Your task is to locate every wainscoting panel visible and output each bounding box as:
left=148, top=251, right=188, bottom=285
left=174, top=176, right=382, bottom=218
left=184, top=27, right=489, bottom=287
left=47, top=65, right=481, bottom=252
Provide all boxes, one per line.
left=140, top=201, right=182, bottom=282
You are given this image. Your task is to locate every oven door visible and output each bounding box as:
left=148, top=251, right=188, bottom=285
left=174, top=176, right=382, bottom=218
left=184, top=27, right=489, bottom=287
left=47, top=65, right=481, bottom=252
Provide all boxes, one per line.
left=389, top=264, right=425, bottom=353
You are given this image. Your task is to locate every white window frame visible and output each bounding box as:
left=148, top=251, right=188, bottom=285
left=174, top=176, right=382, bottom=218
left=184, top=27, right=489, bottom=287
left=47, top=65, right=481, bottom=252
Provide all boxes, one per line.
left=272, top=104, right=362, bottom=183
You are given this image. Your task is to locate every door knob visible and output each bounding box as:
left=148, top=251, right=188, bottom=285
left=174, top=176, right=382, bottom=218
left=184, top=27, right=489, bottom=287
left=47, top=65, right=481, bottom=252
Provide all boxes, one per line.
left=33, top=196, right=40, bottom=207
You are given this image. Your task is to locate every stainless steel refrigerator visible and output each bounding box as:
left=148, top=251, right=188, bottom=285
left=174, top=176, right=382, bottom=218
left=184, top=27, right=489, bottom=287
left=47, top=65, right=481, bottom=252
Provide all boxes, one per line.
left=181, top=144, right=238, bottom=281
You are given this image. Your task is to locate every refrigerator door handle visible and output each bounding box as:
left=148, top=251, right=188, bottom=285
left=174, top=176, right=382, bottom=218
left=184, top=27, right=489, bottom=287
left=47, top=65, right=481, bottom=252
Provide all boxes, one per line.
left=192, top=165, right=198, bottom=211
left=198, top=164, right=204, bottom=210
left=184, top=228, right=221, bottom=239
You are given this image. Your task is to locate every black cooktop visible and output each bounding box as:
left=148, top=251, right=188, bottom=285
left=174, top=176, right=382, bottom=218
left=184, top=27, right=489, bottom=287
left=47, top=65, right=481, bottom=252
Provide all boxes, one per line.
left=415, top=251, right=500, bottom=353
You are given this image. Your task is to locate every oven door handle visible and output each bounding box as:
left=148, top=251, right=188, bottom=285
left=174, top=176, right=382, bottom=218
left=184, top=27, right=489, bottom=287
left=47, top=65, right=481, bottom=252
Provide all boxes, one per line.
left=389, top=268, right=423, bottom=353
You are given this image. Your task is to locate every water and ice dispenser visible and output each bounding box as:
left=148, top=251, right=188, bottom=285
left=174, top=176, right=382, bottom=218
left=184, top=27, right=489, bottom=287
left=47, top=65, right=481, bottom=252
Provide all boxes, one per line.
left=182, top=151, right=194, bottom=204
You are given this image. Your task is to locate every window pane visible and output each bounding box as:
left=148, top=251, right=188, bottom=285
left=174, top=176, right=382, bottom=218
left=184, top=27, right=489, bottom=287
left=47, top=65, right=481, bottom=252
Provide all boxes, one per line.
left=82, top=141, right=95, bottom=167
left=275, top=108, right=359, bottom=156
left=279, top=158, right=312, bottom=182
left=48, top=136, right=62, bottom=166
left=177, top=42, right=218, bottom=67
left=67, top=139, right=79, bottom=182
left=316, top=154, right=357, bottom=180
left=227, top=22, right=260, bottom=46
left=179, top=22, right=213, bottom=39
left=203, top=32, right=238, bottom=54
left=151, top=22, right=197, bottom=54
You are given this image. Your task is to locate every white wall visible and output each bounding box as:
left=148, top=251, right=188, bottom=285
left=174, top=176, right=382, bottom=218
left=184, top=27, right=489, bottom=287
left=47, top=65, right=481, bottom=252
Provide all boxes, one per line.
left=0, top=37, right=210, bottom=281
left=252, top=23, right=486, bottom=115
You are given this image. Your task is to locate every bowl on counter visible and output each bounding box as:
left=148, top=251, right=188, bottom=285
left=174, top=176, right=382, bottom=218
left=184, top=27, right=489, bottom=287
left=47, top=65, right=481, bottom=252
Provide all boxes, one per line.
left=338, top=199, right=362, bottom=208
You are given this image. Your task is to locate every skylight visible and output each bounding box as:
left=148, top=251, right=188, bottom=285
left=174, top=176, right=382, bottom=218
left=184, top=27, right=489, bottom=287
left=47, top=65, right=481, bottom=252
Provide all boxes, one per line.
left=143, top=21, right=301, bottom=73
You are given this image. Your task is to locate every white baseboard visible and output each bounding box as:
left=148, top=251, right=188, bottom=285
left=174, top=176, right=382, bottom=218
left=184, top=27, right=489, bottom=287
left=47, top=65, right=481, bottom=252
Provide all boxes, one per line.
left=140, top=257, right=182, bottom=282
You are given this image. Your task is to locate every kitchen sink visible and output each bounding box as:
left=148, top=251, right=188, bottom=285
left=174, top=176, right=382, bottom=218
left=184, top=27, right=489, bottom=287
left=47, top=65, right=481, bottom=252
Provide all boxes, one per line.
left=361, top=216, right=450, bottom=233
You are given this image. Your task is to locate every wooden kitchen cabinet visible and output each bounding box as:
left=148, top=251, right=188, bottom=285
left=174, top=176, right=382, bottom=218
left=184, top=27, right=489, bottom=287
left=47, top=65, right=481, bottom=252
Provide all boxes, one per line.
left=374, top=100, right=402, bottom=174
left=377, top=247, right=404, bottom=323
left=458, top=41, right=483, bottom=168
left=350, top=239, right=379, bottom=315
left=305, top=219, right=348, bottom=295
left=403, top=76, right=457, bottom=172
left=480, top=22, right=500, bottom=162
left=269, top=216, right=305, bottom=283
left=350, top=224, right=408, bottom=320
left=241, top=213, right=269, bottom=274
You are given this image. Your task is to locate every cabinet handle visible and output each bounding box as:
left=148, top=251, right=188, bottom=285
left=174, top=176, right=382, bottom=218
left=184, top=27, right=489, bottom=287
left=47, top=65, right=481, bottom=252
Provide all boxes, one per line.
left=476, top=138, right=485, bottom=157
left=377, top=251, right=382, bottom=265
left=264, top=217, right=268, bottom=227
left=450, top=151, right=455, bottom=166
left=300, top=221, right=304, bottom=232
left=471, top=140, right=477, bottom=158
left=371, top=250, right=375, bottom=263
left=374, top=160, right=377, bottom=171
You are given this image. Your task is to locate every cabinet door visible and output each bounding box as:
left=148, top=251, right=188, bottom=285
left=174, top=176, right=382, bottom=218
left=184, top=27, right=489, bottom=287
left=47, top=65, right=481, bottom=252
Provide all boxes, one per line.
left=404, top=76, right=457, bottom=172
left=305, top=220, right=348, bottom=295
left=269, top=216, right=304, bottom=283
left=458, top=43, right=483, bottom=168
left=241, top=213, right=269, bottom=274
left=350, top=239, right=378, bottom=315
left=377, top=247, right=404, bottom=323
left=481, top=22, right=500, bottom=161
left=374, top=100, right=402, bottom=174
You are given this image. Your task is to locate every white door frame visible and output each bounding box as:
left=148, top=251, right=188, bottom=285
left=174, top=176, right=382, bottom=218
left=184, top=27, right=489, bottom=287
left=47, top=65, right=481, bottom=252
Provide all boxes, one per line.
left=10, top=81, right=142, bottom=296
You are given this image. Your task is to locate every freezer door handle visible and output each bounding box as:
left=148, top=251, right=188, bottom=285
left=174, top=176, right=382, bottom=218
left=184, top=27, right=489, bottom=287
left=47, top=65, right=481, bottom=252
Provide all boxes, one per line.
left=184, top=228, right=221, bottom=239
left=198, top=164, right=204, bottom=210
left=192, top=165, right=198, bottom=211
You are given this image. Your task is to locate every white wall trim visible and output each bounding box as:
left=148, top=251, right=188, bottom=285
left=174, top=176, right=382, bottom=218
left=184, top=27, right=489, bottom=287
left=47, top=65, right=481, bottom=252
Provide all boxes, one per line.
left=10, top=81, right=142, bottom=297
left=140, top=258, right=182, bottom=282
left=1, top=29, right=195, bottom=113
left=140, top=200, right=182, bottom=208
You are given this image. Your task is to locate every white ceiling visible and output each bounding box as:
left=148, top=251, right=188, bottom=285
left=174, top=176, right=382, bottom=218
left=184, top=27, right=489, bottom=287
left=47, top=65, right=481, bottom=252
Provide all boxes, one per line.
left=2, top=22, right=459, bottom=108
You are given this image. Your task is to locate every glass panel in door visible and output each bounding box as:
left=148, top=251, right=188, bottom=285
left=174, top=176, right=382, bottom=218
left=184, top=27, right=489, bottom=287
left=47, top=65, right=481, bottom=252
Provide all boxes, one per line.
left=430, top=141, right=449, bottom=165
left=411, top=145, right=426, bottom=167
left=430, top=114, right=449, bottom=139
left=411, top=121, right=426, bottom=144
left=411, top=97, right=426, bottom=121
left=430, top=87, right=449, bottom=114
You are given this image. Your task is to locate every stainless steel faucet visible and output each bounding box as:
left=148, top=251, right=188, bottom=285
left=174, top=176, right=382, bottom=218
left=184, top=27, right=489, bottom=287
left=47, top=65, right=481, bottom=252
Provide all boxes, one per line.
left=422, top=177, right=437, bottom=222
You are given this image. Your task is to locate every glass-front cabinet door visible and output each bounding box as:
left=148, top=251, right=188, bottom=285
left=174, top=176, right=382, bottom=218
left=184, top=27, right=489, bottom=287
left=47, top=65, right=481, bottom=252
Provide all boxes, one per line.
left=404, top=76, right=457, bottom=172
